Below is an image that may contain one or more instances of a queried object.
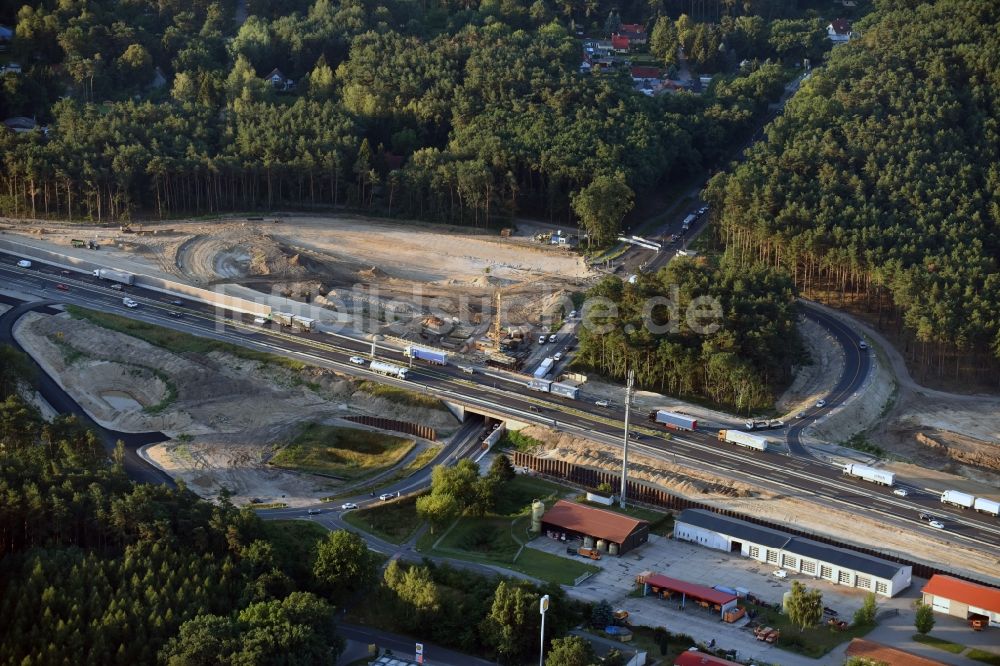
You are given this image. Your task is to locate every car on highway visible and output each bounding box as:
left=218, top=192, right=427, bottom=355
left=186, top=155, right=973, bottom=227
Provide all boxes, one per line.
left=553, top=352, right=563, bottom=362
left=548, top=333, right=557, bottom=343
left=528, top=405, right=540, bottom=412
left=797, top=412, right=806, bottom=418
left=16, top=259, right=31, bottom=268
left=893, top=488, right=909, bottom=497
left=379, top=492, right=400, bottom=501
left=122, top=298, right=138, bottom=308
left=55, top=283, right=69, bottom=291
left=169, top=299, right=183, bottom=306
left=919, top=512, right=935, bottom=522
left=568, top=310, right=577, bottom=318
left=595, top=399, right=610, bottom=408
left=698, top=206, right=709, bottom=215
left=168, top=311, right=183, bottom=318
left=340, top=502, right=358, bottom=510
left=307, top=508, right=321, bottom=515
left=60, top=270, right=71, bottom=276
left=772, top=569, right=787, bottom=579
left=110, top=283, right=123, bottom=291
left=349, top=356, right=366, bottom=365
left=929, top=520, right=945, bottom=529
left=815, top=399, right=827, bottom=408
left=859, top=341, right=868, bottom=349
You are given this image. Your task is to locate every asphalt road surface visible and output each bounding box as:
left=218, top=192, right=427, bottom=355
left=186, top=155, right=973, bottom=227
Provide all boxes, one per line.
left=2, top=254, right=998, bottom=552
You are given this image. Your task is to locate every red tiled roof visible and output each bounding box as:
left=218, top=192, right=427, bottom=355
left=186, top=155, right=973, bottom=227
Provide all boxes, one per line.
left=643, top=574, right=737, bottom=605
left=845, top=639, right=947, bottom=666
left=620, top=23, right=645, bottom=34
left=630, top=66, right=661, bottom=79
left=674, top=651, right=742, bottom=666
left=541, top=500, right=647, bottom=544
left=830, top=18, right=851, bottom=34
left=922, top=574, right=1000, bottom=613
left=611, top=35, right=630, bottom=50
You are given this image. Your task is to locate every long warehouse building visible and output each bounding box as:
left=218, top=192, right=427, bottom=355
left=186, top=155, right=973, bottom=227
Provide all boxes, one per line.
left=674, top=509, right=912, bottom=597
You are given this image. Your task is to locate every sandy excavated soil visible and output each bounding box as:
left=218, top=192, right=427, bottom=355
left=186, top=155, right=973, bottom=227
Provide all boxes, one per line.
left=519, top=426, right=1000, bottom=584
left=13, top=310, right=456, bottom=505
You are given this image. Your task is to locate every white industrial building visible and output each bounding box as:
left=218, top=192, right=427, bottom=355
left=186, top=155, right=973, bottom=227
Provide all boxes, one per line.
left=675, top=509, right=912, bottom=597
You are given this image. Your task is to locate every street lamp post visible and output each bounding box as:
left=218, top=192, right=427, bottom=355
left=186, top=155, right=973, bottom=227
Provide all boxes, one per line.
left=539, top=594, right=550, bottom=666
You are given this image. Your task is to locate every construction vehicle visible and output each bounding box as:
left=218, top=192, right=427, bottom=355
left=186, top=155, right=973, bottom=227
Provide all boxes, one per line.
left=578, top=547, right=601, bottom=560
left=70, top=239, right=87, bottom=248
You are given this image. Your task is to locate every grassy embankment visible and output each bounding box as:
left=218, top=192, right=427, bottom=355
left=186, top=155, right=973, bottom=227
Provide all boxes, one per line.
left=271, top=423, right=415, bottom=481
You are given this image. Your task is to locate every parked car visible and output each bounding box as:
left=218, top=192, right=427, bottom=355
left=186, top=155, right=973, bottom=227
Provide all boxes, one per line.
left=55, top=283, right=69, bottom=291
left=772, top=569, right=788, bottom=579
left=379, top=492, right=400, bottom=501
left=307, top=508, right=321, bottom=515
left=595, top=399, right=610, bottom=408
left=349, top=356, right=366, bottom=365
left=929, top=520, right=945, bottom=529
left=340, top=502, right=358, bottom=510
left=122, top=298, right=138, bottom=308
left=893, top=488, right=909, bottom=497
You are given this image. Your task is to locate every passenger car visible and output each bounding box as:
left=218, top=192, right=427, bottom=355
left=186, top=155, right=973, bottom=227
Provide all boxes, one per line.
left=340, top=502, right=358, bottom=510
left=379, top=492, right=399, bottom=501
left=122, top=298, right=138, bottom=308
left=349, top=356, right=366, bottom=365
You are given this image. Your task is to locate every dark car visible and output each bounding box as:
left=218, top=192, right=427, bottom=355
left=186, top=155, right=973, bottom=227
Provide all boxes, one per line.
left=60, top=270, right=71, bottom=276
left=168, top=311, right=183, bottom=318
left=55, top=283, right=69, bottom=291
left=170, top=299, right=183, bottom=306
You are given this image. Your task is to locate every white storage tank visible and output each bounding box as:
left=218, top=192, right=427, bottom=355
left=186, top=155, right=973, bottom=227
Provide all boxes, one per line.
left=583, top=536, right=595, bottom=549
left=596, top=539, right=608, bottom=552
left=531, top=500, right=546, bottom=533
left=608, top=543, right=619, bottom=556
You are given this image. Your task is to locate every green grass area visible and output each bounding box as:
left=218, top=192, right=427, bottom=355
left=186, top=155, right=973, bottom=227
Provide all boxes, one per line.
left=397, top=445, right=442, bottom=477
left=613, top=625, right=697, bottom=664
left=354, top=379, right=448, bottom=411
left=912, top=634, right=966, bottom=654
left=493, top=475, right=568, bottom=516
left=967, top=649, right=1000, bottom=665
left=272, top=423, right=415, bottom=480
left=67, top=305, right=306, bottom=371
left=747, top=602, right=873, bottom=658
left=500, top=430, right=545, bottom=453
left=342, top=495, right=422, bottom=545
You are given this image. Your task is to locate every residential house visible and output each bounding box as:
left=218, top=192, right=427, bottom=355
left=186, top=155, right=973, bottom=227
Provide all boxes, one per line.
left=263, top=67, right=294, bottom=91
left=617, top=23, right=647, bottom=45
left=630, top=65, right=661, bottom=83
left=611, top=35, right=631, bottom=54
left=921, top=574, right=1000, bottom=628
left=827, top=18, right=853, bottom=42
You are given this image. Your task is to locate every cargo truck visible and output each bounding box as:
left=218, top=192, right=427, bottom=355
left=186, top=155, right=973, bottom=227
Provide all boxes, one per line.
left=533, top=357, right=554, bottom=379
left=528, top=378, right=552, bottom=392
left=718, top=430, right=768, bottom=452
left=940, top=490, right=975, bottom=509
left=272, top=312, right=294, bottom=327
left=369, top=360, right=408, bottom=380
left=93, top=268, right=135, bottom=286
left=404, top=346, right=448, bottom=365
left=291, top=315, right=315, bottom=332
left=973, top=497, right=1000, bottom=516
left=649, top=410, right=697, bottom=431
left=842, top=463, right=895, bottom=486
left=744, top=420, right=768, bottom=431
left=550, top=382, right=579, bottom=400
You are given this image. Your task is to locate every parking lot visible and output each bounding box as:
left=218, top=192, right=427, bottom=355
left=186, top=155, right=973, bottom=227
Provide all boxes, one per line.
left=528, top=533, right=927, bottom=665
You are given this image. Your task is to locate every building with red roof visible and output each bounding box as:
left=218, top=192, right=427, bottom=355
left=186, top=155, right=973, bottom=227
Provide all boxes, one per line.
left=922, top=574, right=1000, bottom=627
left=540, top=500, right=649, bottom=555
left=630, top=66, right=661, bottom=81
left=674, top=650, right=742, bottom=666
left=639, top=573, right=739, bottom=617
left=611, top=35, right=630, bottom=53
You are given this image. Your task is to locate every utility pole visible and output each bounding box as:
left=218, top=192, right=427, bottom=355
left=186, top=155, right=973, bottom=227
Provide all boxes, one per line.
left=620, top=369, right=634, bottom=509
left=538, top=594, right=550, bottom=666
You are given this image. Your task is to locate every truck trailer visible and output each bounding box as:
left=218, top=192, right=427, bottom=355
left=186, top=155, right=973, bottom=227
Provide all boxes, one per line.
left=550, top=382, right=579, bottom=400
left=93, top=268, right=135, bottom=285
left=973, top=497, right=1000, bottom=516
left=649, top=410, right=697, bottom=431
left=528, top=378, right=552, bottom=392
left=842, top=463, right=895, bottom=486
left=718, top=430, right=768, bottom=452
left=404, top=346, right=448, bottom=365
left=940, top=490, right=975, bottom=509
left=533, top=357, right=554, bottom=379
left=369, top=360, right=409, bottom=380
left=272, top=312, right=294, bottom=327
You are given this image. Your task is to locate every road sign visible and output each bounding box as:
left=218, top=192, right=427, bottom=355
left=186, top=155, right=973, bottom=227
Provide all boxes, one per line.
left=416, top=642, right=423, bottom=663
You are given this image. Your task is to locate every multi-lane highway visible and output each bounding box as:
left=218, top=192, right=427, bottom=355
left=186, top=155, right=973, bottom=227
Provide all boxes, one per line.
left=2, top=252, right=999, bottom=557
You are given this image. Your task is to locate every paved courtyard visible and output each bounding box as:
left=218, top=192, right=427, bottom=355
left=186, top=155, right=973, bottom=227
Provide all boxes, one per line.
left=525, top=533, right=990, bottom=666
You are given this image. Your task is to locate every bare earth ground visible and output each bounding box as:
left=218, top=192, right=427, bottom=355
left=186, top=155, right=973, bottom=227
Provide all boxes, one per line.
left=13, top=310, right=456, bottom=506
left=519, top=426, right=1000, bottom=585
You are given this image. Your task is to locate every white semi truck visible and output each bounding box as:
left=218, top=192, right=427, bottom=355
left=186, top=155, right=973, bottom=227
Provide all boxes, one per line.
left=718, top=430, right=768, bottom=452
left=93, top=268, right=135, bottom=286
left=842, top=463, right=895, bottom=486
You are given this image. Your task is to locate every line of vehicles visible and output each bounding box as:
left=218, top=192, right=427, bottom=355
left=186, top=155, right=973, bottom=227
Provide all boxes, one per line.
left=940, top=490, right=1000, bottom=516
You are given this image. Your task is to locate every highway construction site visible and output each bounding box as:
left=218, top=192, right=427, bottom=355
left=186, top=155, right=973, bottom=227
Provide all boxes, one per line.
left=3, top=213, right=1000, bottom=581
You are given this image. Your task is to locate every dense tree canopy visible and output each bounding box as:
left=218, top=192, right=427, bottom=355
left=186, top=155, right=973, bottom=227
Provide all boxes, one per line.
left=706, top=0, right=1000, bottom=383
left=575, top=256, right=801, bottom=411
